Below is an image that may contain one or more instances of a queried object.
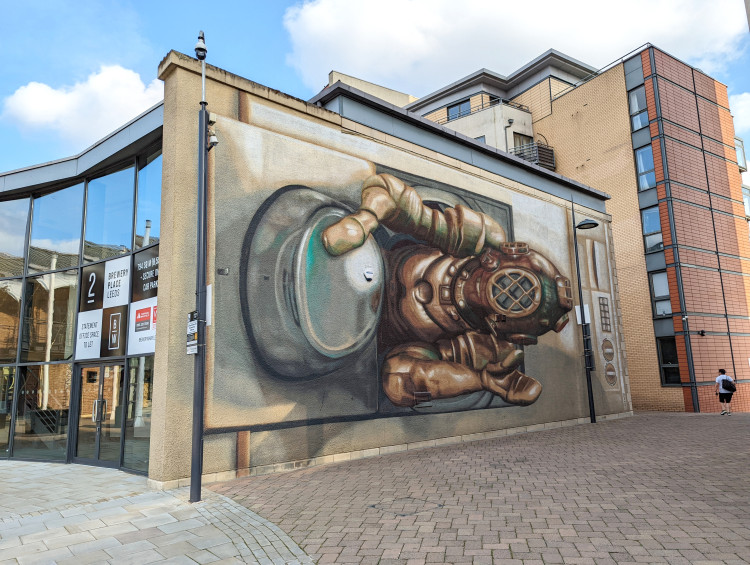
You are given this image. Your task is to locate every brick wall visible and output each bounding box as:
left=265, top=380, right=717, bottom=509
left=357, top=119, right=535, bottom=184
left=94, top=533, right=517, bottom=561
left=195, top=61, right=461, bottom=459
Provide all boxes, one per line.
left=532, top=65, right=678, bottom=411
left=650, top=47, right=749, bottom=413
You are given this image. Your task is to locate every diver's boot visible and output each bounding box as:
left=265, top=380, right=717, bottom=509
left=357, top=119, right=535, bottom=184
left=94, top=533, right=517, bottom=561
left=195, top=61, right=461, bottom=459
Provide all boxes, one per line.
left=481, top=369, right=542, bottom=406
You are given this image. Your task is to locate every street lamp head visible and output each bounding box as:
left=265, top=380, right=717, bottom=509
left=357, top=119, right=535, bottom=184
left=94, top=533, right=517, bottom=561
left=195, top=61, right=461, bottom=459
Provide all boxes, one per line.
left=576, top=218, right=599, bottom=230
left=195, top=31, right=207, bottom=61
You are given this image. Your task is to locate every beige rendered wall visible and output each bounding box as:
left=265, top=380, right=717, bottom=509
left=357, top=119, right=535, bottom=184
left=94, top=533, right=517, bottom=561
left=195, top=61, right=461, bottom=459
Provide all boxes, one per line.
left=533, top=64, right=683, bottom=411
left=151, top=52, right=631, bottom=483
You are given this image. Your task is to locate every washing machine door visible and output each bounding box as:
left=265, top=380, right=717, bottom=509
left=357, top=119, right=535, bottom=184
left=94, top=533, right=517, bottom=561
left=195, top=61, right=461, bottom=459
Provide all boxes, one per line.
left=241, top=187, right=384, bottom=379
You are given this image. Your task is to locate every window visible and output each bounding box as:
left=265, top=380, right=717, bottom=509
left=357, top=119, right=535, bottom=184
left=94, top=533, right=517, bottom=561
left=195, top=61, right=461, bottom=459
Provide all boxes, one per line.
left=447, top=99, right=471, bottom=121
left=513, top=133, right=533, bottom=148
left=628, top=86, right=649, bottom=131
left=0, top=198, right=29, bottom=278
left=641, top=206, right=663, bottom=253
left=650, top=271, right=672, bottom=317
left=635, top=145, right=656, bottom=190
left=83, top=166, right=135, bottom=263
left=135, top=150, right=162, bottom=249
left=474, top=135, right=486, bottom=144
left=28, top=184, right=84, bottom=273
left=736, top=137, right=747, bottom=172
left=743, top=187, right=750, bottom=218
left=657, top=337, right=681, bottom=385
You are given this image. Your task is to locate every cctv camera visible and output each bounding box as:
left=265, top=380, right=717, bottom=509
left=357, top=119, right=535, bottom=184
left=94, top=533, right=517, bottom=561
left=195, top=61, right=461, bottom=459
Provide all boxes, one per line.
left=195, top=31, right=207, bottom=61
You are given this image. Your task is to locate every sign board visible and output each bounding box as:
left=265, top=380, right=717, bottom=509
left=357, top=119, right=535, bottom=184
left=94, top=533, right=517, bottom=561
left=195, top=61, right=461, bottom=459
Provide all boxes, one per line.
left=127, top=246, right=160, bottom=355
left=574, top=304, right=591, bottom=325
left=76, top=255, right=130, bottom=359
left=187, top=311, right=198, bottom=355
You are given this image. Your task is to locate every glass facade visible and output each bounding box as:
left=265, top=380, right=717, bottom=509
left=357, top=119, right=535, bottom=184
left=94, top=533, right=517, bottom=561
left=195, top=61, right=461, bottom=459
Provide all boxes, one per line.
left=0, top=145, right=160, bottom=470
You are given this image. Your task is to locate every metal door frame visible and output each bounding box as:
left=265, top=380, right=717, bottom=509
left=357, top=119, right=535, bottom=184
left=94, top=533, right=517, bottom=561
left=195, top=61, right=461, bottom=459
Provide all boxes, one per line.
left=70, top=361, right=125, bottom=468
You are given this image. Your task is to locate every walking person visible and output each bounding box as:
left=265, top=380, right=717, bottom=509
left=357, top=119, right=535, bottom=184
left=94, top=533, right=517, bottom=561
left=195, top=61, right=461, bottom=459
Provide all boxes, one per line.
left=714, top=369, right=736, bottom=415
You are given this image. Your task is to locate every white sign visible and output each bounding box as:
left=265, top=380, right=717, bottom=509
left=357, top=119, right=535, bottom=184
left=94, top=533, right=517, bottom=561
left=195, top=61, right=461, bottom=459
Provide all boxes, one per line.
left=574, top=304, right=591, bottom=325
left=103, top=255, right=131, bottom=308
left=75, top=309, right=103, bottom=360
left=127, top=297, right=158, bottom=355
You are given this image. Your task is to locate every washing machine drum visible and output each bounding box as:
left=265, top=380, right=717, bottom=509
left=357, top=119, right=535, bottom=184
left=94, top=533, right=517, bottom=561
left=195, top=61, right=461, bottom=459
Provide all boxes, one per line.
left=241, top=187, right=384, bottom=379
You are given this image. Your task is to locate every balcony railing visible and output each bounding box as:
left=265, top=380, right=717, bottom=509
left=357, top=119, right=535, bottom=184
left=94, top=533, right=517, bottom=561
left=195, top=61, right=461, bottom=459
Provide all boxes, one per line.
left=509, top=142, right=556, bottom=171
left=434, top=99, right=530, bottom=125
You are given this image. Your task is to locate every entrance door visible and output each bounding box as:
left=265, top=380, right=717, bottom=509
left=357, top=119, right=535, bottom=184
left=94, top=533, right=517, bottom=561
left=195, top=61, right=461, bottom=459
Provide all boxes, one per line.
left=74, top=363, right=124, bottom=466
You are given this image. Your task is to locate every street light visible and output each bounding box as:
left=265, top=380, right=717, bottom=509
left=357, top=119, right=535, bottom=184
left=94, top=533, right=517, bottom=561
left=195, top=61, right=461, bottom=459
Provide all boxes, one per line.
left=571, top=202, right=599, bottom=423
left=190, top=30, right=210, bottom=504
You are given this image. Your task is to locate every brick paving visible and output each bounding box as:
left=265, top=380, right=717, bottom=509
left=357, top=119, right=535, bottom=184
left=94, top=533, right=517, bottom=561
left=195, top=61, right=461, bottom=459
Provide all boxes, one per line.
left=213, top=412, right=750, bottom=564
left=0, top=461, right=312, bottom=564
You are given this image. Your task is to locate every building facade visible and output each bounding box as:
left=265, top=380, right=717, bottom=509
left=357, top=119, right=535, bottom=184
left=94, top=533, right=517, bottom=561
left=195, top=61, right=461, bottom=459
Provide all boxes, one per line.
left=376, top=45, right=747, bottom=414
left=0, top=51, right=632, bottom=483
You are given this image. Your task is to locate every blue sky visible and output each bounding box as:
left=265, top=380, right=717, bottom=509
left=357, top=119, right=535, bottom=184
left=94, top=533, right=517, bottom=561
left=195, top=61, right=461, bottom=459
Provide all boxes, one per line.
left=3, top=0, right=749, bottom=181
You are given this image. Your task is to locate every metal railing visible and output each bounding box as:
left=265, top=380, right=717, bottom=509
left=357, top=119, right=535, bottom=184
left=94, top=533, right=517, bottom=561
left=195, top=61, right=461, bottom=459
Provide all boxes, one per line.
left=509, top=142, right=556, bottom=171
left=434, top=98, right=530, bottom=125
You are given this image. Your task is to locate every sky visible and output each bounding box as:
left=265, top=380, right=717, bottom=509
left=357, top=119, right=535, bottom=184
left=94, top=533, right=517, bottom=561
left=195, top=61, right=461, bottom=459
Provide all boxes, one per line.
left=2, top=0, right=749, bottom=184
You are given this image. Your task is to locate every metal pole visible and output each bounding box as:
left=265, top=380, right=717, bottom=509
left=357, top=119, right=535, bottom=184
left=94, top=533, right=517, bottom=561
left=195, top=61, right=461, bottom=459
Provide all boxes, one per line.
left=572, top=202, right=596, bottom=423
left=190, top=33, right=208, bottom=504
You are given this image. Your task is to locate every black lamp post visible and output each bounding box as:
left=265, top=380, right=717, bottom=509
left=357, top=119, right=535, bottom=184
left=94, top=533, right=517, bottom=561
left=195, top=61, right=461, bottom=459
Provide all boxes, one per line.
left=190, top=30, right=209, bottom=504
left=571, top=202, right=598, bottom=424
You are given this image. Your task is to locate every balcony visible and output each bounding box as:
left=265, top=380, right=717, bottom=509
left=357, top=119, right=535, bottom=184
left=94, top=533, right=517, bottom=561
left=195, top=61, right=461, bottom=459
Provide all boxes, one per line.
left=434, top=98, right=529, bottom=125
left=509, top=142, right=556, bottom=171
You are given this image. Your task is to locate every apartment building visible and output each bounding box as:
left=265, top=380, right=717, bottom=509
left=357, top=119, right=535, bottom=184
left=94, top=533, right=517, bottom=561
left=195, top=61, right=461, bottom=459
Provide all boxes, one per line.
left=329, top=45, right=748, bottom=413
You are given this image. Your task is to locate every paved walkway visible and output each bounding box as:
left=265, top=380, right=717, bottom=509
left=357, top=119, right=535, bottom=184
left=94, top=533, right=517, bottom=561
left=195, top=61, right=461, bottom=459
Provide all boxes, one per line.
left=213, top=412, right=750, bottom=564
left=0, top=461, right=311, bottom=564
left=0, top=412, right=747, bottom=564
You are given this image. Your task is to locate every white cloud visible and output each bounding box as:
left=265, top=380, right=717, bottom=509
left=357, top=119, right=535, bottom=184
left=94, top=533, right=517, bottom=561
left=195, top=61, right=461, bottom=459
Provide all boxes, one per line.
left=731, top=92, right=750, bottom=138
left=2, top=66, right=163, bottom=149
left=284, top=0, right=748, bottom=97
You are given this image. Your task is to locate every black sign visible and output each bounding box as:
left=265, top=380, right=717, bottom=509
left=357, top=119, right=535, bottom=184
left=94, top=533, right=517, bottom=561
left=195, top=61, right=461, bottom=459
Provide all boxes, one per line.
left=80, top=263, right=105, bottom=312
left=100, top=305, right=128, bottom=357
left=132, top=245, right=159, bottom=302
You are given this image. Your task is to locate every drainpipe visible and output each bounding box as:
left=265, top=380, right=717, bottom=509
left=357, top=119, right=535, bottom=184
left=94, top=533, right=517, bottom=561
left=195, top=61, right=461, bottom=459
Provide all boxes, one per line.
left=504, top=118, right=514, bottom=152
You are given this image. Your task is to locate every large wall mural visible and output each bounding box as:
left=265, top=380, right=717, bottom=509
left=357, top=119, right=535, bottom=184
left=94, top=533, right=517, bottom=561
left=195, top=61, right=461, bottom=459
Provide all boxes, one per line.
left=210, top=107, right=626, bottom=434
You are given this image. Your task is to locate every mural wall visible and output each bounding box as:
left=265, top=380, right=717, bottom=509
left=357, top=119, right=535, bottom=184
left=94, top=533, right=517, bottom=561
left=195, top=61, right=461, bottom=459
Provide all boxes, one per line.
left=208, top=102, right=628, bottom=443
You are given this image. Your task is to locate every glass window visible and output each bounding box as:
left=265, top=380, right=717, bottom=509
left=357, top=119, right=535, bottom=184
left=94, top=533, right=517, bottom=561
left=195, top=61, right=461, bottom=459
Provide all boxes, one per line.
left=651, top=272, right=669, bottom=297
left=0, top=366, right=14, bottom=454
left=629, top=87, right=647, bottom=114
left=513, top=133, right=533, bottom=148
left=736, top=138, right=746, bottom=171
left=84, top=167, right=135, bottom=263
left=447, top=99, right=471, bottom=121
left=135, top=150, right=162, bottom=249
left=629, top=87, right=649, bottom=132
left=635, top=146, right=656, bottom=191
left=650, top=272, right=671, bottom=317
left=642, top=207, right=663, bottom=253
left=641, top=207, right=661, bottom=234
left=28, top=184, right=84, bottom=273
left=0, top=280, right=22, bottom=362
left=474, top=135, right=486, bottom=144
left=635, top=146, right=655, bottom=173
left=13, top=364, right=71, bottom=460
left=657, top=337, right=680, bottom=385
left=0, top=198, right=30, bottom=278
left=124, top=356, right=153, bottom=472
left=744, top=187, right=750, bottom=217
left=20, top=271, right=77, bottom=362
left=631, top=112, right=649, bottom=131
left=655, top=299, right=672, bottom=316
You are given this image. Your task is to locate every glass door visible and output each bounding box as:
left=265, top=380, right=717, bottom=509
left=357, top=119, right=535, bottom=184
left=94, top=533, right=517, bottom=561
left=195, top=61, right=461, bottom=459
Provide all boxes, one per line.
left=74, top=362, right=124, bottom=466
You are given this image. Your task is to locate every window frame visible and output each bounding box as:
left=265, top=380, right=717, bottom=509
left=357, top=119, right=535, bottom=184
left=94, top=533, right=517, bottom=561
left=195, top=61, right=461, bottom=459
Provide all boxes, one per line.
left=649, top=271, right=672, bottom=318
left=447, top=99, right=471, bottom=122
left=628, top=86, right=649, bottom=132
left=656, top=337, right=681, bottom=386
left=641, top=206, right=663, bottom=254
left=635, top=145, right=656, bottom=191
